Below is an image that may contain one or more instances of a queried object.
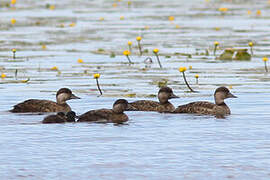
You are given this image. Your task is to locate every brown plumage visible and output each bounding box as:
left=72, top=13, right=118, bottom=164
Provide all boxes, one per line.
left=126, top=86, right=179, bottom=113
left=10, top=88, right=80, bottom=113
left=174, top=87, right=237, bottom=117
left=42, top=111, right=77, bottom=124
left=78, top=99, right=129, bottom=124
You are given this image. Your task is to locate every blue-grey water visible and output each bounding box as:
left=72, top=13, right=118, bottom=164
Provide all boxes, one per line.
left=1, top=0, right=270, bottom=179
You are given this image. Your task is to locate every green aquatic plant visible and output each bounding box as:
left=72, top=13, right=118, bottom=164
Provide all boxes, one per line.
left=153, top=48, right=162, bottom=68
left=179, top=67, right=195, bottom=92
left=93, top=73, right=102, bottom=96
left=263, top=57, right=268, bottom=73
left=123, top=50, right=132, bottom=64
left=136, top=36, right=143, bottom=56
left=249, top=42, right=253, bottom=55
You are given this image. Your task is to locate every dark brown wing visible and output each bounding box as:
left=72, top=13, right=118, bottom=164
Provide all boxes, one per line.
left=126, top=100, right=160, bottom=111
left=78, top=109, right=128, bottom=123
left=10, top=99, right=70, bottom=113
left=174, top=101, right=216, bottom=115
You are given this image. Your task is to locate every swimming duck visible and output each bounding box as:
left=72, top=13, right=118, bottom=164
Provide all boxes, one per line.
left=42, top=111, right=77, bottom=124
left=78, top=99, right=128, bottom=124
left=126, top=86, right=179, bottom=113
left=10, top=88, right=80, bottom=113
left=173, top=87, right=237, bottom=116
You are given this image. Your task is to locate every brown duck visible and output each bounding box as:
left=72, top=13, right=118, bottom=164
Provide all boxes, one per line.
left=78, top=99, right=128, bottom=124
left=126, top=86, right=179, bottom=113
left=173, top=87, right=237, bottom=117
left=10, top=88, right=80, bottom=113
left=42, top=111, right=77, bottom=124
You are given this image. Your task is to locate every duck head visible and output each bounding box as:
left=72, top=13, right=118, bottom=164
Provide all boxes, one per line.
left=112, top=99, right=128, bottom=114
left=158, top=86, right=179, bottom=104
left=214, top=87, right=237, bottom=105
left=56, top=88, right=80, bottom=104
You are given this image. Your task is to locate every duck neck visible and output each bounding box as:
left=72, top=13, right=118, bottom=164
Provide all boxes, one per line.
left=215, top=98, right=226, bottom=106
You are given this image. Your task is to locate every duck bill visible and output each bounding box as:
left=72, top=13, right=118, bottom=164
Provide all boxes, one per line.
left=70, top=94, right=81, bottom=99
left=227, top=92, right=237, bottom=98
left=169, top=93, right=179, bottom=99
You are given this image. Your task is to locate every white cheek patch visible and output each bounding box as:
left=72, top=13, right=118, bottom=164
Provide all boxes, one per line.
left=57, top=93, right=70, bottom=103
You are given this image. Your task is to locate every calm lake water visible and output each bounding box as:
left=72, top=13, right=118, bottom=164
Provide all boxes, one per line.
left=1, top=0, right=270, bottom=179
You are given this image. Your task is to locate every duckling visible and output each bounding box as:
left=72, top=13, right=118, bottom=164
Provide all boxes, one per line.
left=126, top=86, right=179, bottom=113
left=42, top=112, right=66, bottom=124
left=78, top=99, right=128, bottom=124
left=10, top=88, right=80, bottom=113
left=173, top=87, right=237, bottom=116
left=42, top=111, right=77, bottom=124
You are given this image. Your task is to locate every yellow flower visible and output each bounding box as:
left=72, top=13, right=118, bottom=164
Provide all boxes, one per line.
left=93, top=73, right=100, bottom=79
left=128, top=1, right=132, bottom=6
left=169, top=16, right=175, bottom=21
left=214, top=41, right=219, bottom=46
left=219, top=7, right=228, bottom=12
left=263, top=57, right=268, bottom=62
left=153, top=48, right=159, bottom=54
left=247, top=10, right=252, bottom=15
left=136, top=36, right=142, bottom=41
left=123, top=50, right=131, bottom=56
left=113, top=3, right=117, bottom=7
left=11, top=18, right=16, bottom=25
left=77, top=58, right=84, bottom=63
left=11, top=0, right=16, bottom=5
left=12, top=48, right=16, bottom=52
left=248, top=42, right=253, bottom=47
left=144, top=25, right=150, bottom=30
left=195, top=74, right=199, bottom=78
left=42, top=45, right=47, bottom=50
left=179, top=67, right=187, bottom=72
left=99, top=17, right=104, bottom=21
left=189, top=65, right=192, bottom=70
left=51, top=66, right=58, bottom=70
left=128, top=41, right=132, bottom=46
left=69, top=22, right=76, bottom=27
left=49, top=5, right=55, bottom=10
left=229, top=85, right=233, bottom=89
left=214, top=27, right=220, bottom=31
left=256, top=10, right=261, bottom=16
left=1, top=73, right=6, bottom=79
left=21, top=78, right=30, bottom=83
left=175, top=25, right=180, bottom=29
left=120, top=16, right=124, bottom=20
left=59, top=24, right=65, bottom=28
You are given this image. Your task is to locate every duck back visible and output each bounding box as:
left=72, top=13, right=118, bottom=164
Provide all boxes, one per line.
left=78, top=109, right=128, bottom=123
left=10, top=99, right=71, bottom=113
left=174, top=101, right=230, bottom=115
left=127, top=100, right=160, bottom=111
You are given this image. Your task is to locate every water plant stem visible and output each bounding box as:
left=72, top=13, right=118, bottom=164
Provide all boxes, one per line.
left=182, top=72, right=195, bottom=92
left=155, top=54, right=162, bottom=68
left=264, top=61, right=268, bottom=73
left=96, top=78, right=103, bottom=96
left=213, top=45, right=217, bottom=56
left=126, top=55, right=132, bottom=64
left=138, top=41, right=142, bottom=56
left=13, top=51, right=16, bottom=59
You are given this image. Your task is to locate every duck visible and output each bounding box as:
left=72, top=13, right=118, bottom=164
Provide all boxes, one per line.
left=126, top=86, right=179, bottom=113
left=77, top=99, right=128, bottom=124
left=173, top=87, right=237, bottom=117
left=10, top=88, right=80, bottom=113
left=42, top=111, right=77, bottom=124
